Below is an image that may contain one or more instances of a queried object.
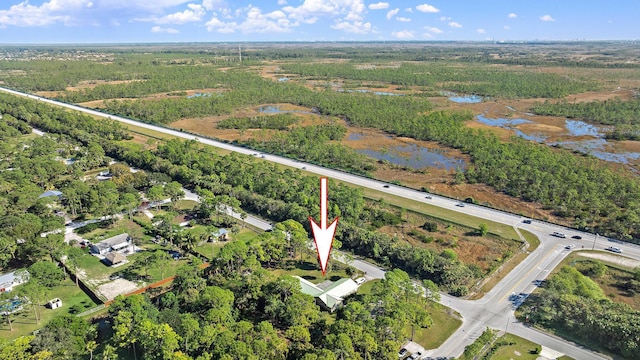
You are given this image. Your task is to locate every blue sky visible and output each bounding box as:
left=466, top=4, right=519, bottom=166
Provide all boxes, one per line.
left=0, top=0, right=637, bottom=43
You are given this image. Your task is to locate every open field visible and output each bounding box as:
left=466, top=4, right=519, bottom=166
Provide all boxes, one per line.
left=0, top=279, right=97, bottom=340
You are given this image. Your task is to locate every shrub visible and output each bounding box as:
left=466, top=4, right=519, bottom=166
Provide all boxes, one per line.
left=422, top=221, right=438, bottom=232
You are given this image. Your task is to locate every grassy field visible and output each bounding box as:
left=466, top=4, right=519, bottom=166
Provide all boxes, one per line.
left=413, top=302, right=462, bottom=350
left=520, top=229, right=541, bottom=251
left=192, top=228, right=259, bottom=260
left=358, top=186, right=520, bottom=241
left=485, top=333, right=575, bottom=360
left=79, top=219, right=149, bottom=243
left=270, top=258, right=356, bottom=284
left=0, top=279, right=97, bottom=340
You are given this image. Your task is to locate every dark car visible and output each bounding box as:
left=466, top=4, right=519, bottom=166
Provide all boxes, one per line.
left=383, top=185, right=390, bottom=188
left=522, top=219, right=532, bottom=224
left=571, top=235, right=582, bottom=240
left=398, top=348, right=408, bottom=358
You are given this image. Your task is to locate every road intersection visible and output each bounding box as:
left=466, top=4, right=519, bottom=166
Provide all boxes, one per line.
left=4, top=87, right=639, bottom=359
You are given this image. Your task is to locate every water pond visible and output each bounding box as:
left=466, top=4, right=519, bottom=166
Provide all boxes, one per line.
left=357, top=144, right=466, bottom=170
left=187, top=92, right=212, bottom=99
left=441, top=91, right=483, bottom=103
left=476, top=115, right=640, bottom=165
left=258, top=105, right=318, bottom=115
left=339, top=89, right=403, bottom=96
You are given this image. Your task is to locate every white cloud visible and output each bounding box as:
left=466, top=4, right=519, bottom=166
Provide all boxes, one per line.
left=448, top=21, right=462, bottom=28
left=422, top=32, right=433, bottom=39
left=439, top=16, right=450, bottom=21
left=508, top=13, right=517, bottom=19
left=416, top=4, right=439, bottom=13
left=424, top=26, right=442, bottom=34
left=202, top=0, right=224, bottom=11
left=477, top=28, right=485, bottom=34
left=396, top=17, right=411, bottom=22
left=331, top=20, right=371, bottom=34
left=0, top=0, right=92, bottom=27
left=278, top=0, right=287, bottom=4
left=102, top=0, right=191, bottom=11
left=503, top=25, right=510, bottom=30
left=392, top=30, right=414, bottom=39
left=282, top=0, right=366, bottom=25
left=540, top=14, right=555, bottom=22
left=368, top=2, right=388, bottom=10
left=151, top=25, right=179, bottom=33
left=405, top=8, right=413, bottom=13
left=386, top=8, right=399, bottom=20
left=206, top=5, right=297, bottom=34
left=155, top=4, right=205, bottom=24
left=205, top=16, right=236, bottom=32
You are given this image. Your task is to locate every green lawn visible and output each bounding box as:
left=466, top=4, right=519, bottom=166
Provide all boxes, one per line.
left=486, top=333, right=574, bottom=360
left=193, top=241, right=225, bottom=260
left=520, top=229, right=540, bottom=251
left=271, top=255, right=357, bottom=284
left=191, top=228, right=259, bottom=260
left=0, top=279, right=98, bottom=340
left=80, top=219, right=148, bottom=243
left=357, top=279, right=379, bottom=295
left=412, top=302, right=462, bottom=350
left=174, top=199, right=198, bottom=211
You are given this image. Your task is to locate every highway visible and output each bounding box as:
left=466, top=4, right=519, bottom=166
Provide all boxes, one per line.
left=3, top=86, right=639, bottom=359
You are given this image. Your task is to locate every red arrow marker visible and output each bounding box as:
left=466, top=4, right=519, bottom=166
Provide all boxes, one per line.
left=309, top=177, right=339, bottom=275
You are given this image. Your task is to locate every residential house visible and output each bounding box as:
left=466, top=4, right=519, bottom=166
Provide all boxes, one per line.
left=90, top=233, right=132, bottom=256
left=213, top=229, right=229, bottom=241
left=38, top=190, right=63, bottom=199
left=295, top=276, right=359, bottom=312
left=0, top=270, right=29, bottom=293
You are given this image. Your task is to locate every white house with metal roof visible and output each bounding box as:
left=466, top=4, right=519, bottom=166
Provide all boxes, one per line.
left=295, top=276, right=359, bottom=312
left=90, top=233, right=132, bottom=256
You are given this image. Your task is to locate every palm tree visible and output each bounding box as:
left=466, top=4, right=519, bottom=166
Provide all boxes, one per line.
left=86, top=340, right=97, bottom=360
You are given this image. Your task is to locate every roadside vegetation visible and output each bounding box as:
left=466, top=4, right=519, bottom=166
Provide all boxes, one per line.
left=517, top=264, right=640, bottom=358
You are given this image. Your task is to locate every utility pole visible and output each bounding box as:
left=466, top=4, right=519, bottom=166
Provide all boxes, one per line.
left=238, top=45, right=242, bottom=63
left=592, top=233, right=598, bottom=250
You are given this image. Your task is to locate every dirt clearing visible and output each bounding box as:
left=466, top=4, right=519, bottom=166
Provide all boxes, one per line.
left=97, top=278, right=140, bottom=300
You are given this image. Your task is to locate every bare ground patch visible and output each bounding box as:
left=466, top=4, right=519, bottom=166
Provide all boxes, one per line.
left=577, top=251, right=640, bottom=269
left=97, top=278, right=140, bottom=300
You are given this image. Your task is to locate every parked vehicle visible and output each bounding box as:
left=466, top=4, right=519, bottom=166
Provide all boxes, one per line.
left=398, top=348, right=408, bottom=358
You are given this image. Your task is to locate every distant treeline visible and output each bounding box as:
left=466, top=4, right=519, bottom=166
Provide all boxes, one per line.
left=280, top=62, right=598, bottom=98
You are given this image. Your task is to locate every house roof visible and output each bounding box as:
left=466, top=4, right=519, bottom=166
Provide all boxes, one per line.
left=105, top=252, right=126, bottom=264
left=214, top=229, right=228, bottom=236
left=296, top=276, right=324, bottom=297
left=92, top=233, right=130, bottom=252
left=0, top=270, right=29, bottom=289
left=38, top=190, right=63, bottom=199
left=295, top=276, right=359, bottom=310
